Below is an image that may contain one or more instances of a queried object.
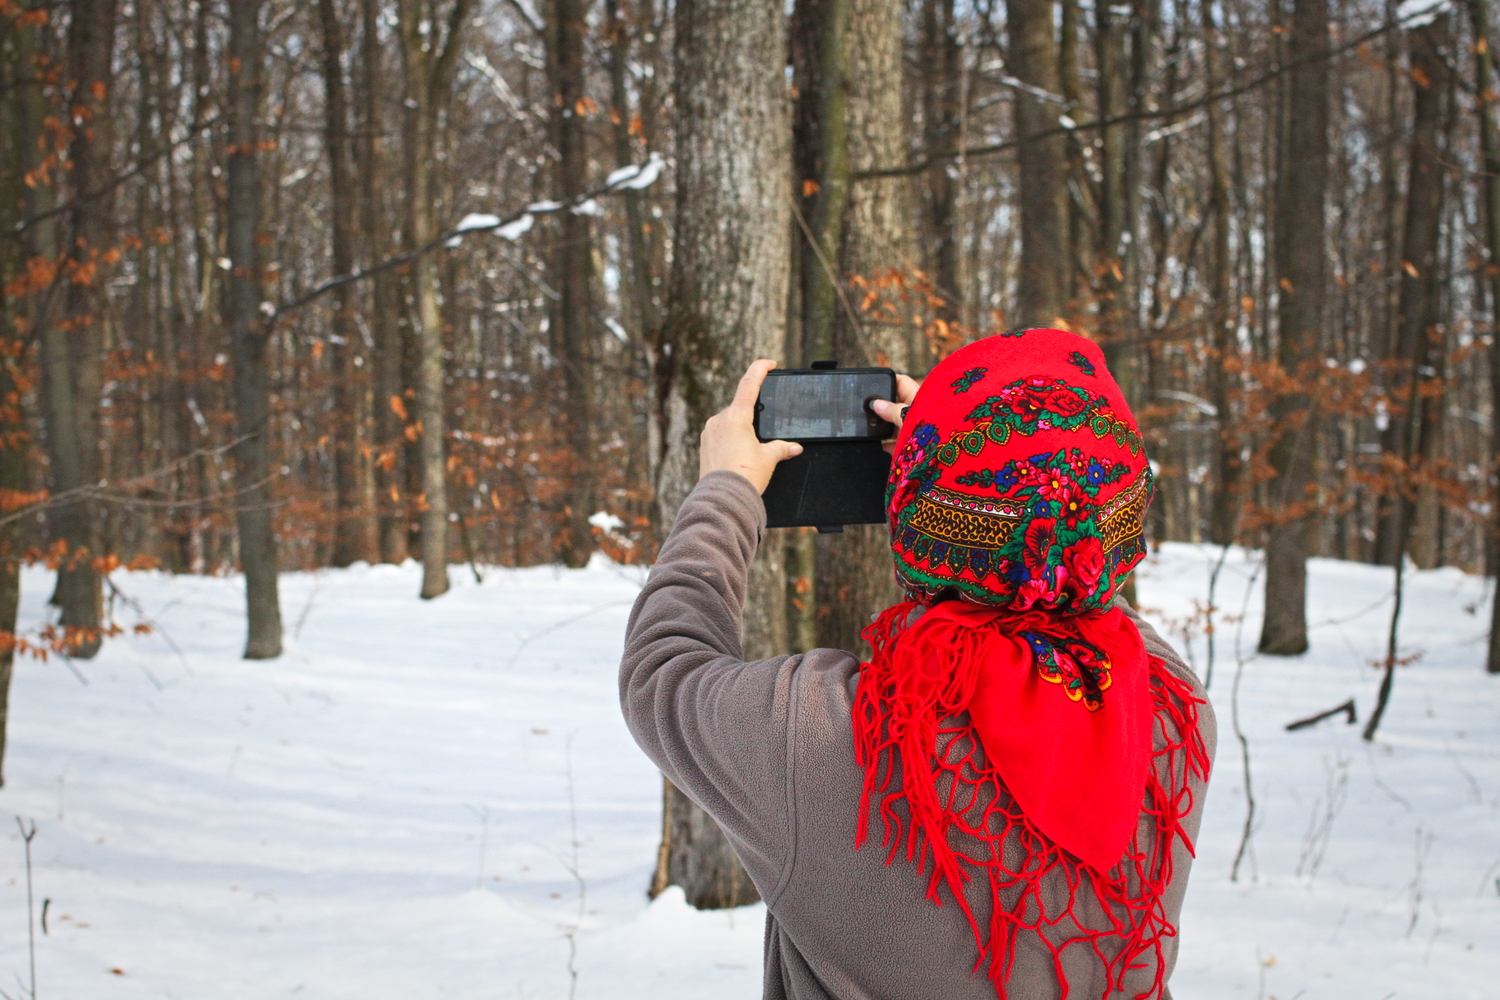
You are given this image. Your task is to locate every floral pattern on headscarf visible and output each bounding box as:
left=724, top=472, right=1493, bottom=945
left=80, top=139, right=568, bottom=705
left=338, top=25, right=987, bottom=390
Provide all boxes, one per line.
left=885, top=331, right=1153, bottom=613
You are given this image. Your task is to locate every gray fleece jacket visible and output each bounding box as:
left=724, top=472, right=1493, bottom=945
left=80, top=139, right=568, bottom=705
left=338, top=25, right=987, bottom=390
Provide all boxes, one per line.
left=620, top=471, right=1216, bottom=1000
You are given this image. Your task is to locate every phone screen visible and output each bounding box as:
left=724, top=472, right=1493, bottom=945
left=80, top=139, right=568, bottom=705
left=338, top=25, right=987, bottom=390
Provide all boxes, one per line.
left=755, top=369, right=896, bottom=442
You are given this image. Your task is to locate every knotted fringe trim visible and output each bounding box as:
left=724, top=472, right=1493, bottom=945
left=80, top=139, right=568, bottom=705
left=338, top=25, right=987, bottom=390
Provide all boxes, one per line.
left=852, top=602, right=1211, bottom=1000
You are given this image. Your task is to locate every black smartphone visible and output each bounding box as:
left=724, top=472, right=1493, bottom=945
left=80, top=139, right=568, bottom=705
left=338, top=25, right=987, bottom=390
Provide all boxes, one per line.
left=753, top=368, right=897, bottom=443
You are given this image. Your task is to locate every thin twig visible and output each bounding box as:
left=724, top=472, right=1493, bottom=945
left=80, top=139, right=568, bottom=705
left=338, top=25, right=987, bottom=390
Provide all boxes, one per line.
left=104, top=578, right=188, bottom=670
left=855, top=8, right=1442, bottom=181
left=1203, top=543, right=1234, bottom=690
left=787, top=192, right=866, bottom=344
left=562, top=734, right=586, bottom=1000
left=15, top=817, right=36, bottom=1000
left=502, top=600, right=633, bottom=670
left=0, top=437, right=251, bottom=532
left=1230, top=558, right=1264, bottom=883
left=1285, top=699, right=1358, bottom=731
left=6, top=115, right=222, bottom=238
left=268, top=158, right=664, bottom=324
left=292, top=575, right=321, bottom=641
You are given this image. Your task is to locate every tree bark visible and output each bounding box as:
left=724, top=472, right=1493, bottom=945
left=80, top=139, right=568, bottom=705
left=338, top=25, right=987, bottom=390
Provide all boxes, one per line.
left=920, top=0, right=961, bottom=320
left=546, top=0, right=598, bottom=569
left=793, top=0, right=851, bottom=366
left=357, top=0, right=409, bottom=566
left=1203, top=0, right=1240, bottom=547
left=652, top=0, right=789, bottom=910
left=40, top=0, right=119, bottom=658
left=320, top=0, right=379, bottom=568
left=1467, top=0, right=1500, bottom=673
left=0, top=5, right=45, bottom=783
left=788, top=0, right=853, bottom=653
left=1007, top=0, right=1068, bottom=325
left=1058, top=0, right=1088, bottom=310
left=226, top=0, right=282, bottom=658
left=811, top=0, right=924, bottom=657
left=397, top=0, right=476, bottom=599
left=604, top=0, right=662, bottom=501
left=1094, top=1, right=1129, bottom=378
left=1373, top=14, right=1452, bottom=569
left=1258, top=0, right=1329, bottom=657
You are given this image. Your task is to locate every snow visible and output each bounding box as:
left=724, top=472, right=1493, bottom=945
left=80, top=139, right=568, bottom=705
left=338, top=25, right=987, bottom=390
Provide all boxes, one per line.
left=494, top=214, right=535, bottom=241
left=604, top=153, right=665, bottom=192
left=588, top=512, right=625, bottom=533
left=445, top=213, right=533, bottom=248
left=0, top=545, right=1496, bottom=998
left=455, top=213, right=501, bottom=233
left=1396, top=0, right=1451, bottom=27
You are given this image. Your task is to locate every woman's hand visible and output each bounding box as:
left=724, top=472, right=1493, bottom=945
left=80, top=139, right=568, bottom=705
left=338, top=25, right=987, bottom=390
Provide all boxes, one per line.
left=699, top=360, right=804, bottom=494
left=871, top=373, right=922, bottom=453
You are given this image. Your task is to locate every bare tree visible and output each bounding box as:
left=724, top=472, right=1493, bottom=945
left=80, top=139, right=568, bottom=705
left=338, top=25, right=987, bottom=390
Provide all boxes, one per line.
left=1007, top=0, right=1068, bottom=325
left=547, top=0, right=599, bottom=568
left=397, top=0, right=476, bottom=599
left=1467, top=0, right=1500, bottom=674
left=1202, top=0, right=1241, bottom=548
left=919, top=0, right=961, bottom=322
left=320, top=0, right=380, bottom=567
left=37, top=0, right=120, bottom=658
left=1259, top=0, right=1330, bottom=656
left=788, top=0, right=852, bottom=653
left=812, top=0, right=923, bottom=656
left=227, top=0, right=282, bottom=658
left=651, top=0, right=790, bottom=910
left=1374, top=11, right=1453, bottom=569
left=357, top=0, right=409, bottom=565
left=0, top=1, right=45, bottom=781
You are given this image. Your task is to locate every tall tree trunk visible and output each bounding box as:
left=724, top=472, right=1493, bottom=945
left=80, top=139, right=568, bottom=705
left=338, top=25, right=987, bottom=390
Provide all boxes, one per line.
left=1007, top=0, right=1068, bottom=325
left=320, top=0, right=379, bottom=567
left=604, top=0, right=662, bottom=514
left=226, top=0, right=282, bottom=658
left=793, top=0, right=851, bottom=366
left=0, top=4, right=45, bottom=783
left=1203, top=0, right=1240, bottom=547
left=41, top=0, right=119, bottom=658
left=788, top=0, right=853, bottom=654
left=920, top=0, right=961, bottom=320
left=358, top=0, right=409, bottom=566
left=547, top=0, right=598, bottom=568
left=1058, top=0, right=1088, bottom=312
left=397, top=0, right=475, bottom=599
left=1374, top=14, right=1452, bottom=569
left=1258, top=0, right=1329, bottom=656
left=651, top=0, right=789, bottom=911
left=812, top=0, right=923, bottom=657
left=1467, top=0, right=1500, bottom=673
left=1095, top=1, right=1128, bottom=376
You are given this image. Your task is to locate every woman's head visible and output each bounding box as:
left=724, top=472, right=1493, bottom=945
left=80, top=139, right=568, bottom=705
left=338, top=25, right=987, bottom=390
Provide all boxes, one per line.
left=886, top=328, right=1152, bottom=613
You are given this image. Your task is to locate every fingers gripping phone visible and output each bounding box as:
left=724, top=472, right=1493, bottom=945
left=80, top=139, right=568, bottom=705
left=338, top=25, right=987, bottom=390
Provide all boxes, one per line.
left=755, top=367, right=896, bottom=531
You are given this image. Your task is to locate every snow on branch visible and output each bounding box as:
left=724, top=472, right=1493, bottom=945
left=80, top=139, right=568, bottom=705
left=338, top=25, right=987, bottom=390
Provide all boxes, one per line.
left=271, top=154, right=666, bottom=323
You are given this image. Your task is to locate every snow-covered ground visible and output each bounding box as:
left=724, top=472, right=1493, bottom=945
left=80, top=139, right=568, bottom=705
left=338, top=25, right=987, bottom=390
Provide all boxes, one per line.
left=0, top=544, right=1495, bottom=999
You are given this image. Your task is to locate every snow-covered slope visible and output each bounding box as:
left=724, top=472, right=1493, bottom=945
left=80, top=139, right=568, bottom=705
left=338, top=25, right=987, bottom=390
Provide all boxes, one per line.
left=0, top=546, right=1494, bottom=998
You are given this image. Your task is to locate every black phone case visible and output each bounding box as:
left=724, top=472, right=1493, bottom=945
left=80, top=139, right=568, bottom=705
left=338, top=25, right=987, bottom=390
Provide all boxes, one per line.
left=762, top=440, right=890, bottom=530
left=752, top=368, right=897, bottom=443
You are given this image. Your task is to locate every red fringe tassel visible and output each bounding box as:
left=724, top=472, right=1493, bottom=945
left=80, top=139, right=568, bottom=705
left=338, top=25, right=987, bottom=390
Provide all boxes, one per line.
left=852, top=602, right=1211, bottom=1000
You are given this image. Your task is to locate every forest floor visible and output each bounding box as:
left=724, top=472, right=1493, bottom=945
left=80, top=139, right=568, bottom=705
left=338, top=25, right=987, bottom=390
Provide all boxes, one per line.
left=0, top=544, right=1495, bottom=999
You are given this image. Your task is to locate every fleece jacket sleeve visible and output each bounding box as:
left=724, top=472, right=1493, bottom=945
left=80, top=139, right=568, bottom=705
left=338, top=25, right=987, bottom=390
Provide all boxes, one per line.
left=618, top=470, right=807, bottom=895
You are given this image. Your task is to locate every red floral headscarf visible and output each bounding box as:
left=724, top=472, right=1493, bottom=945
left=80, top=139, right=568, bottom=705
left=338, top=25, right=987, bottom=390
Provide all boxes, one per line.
left=852, top=329, right=1209, bottom=999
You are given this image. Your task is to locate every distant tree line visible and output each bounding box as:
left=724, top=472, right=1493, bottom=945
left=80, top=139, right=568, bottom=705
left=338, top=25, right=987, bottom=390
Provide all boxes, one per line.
left=1, top=0, right=1499, bottom=895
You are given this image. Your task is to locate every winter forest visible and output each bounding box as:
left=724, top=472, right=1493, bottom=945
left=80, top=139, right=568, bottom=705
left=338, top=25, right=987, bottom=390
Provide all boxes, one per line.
left=0, top=0, right=1496, bottom=996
